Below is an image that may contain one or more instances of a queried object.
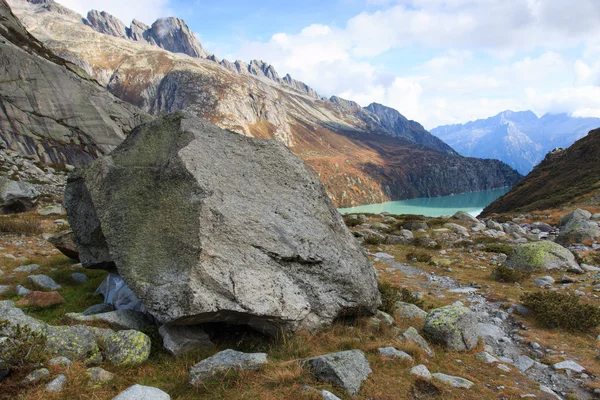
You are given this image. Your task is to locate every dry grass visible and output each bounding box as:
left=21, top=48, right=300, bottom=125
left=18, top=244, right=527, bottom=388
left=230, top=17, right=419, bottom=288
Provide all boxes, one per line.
left=0, top=214, right=44, bottom=234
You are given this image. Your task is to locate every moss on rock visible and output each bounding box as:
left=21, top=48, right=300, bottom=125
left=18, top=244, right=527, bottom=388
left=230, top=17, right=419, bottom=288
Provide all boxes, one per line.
left=103, top=330, right=151, bottom=366
left=504, top=241, right=578, bottom=271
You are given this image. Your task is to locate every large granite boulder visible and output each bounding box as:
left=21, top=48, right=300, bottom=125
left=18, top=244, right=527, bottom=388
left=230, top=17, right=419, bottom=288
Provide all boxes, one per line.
left=0, top=177, right=39, bottom=214
left=423, top=306, right=478, bottom=351
left=504, top=241, right=580, bottom=272
left=65, top=113, right=380, bottom=333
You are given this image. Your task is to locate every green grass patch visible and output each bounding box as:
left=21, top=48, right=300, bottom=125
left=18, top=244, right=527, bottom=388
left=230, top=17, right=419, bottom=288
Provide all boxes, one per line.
left=483, top=243, right=514, bottom=254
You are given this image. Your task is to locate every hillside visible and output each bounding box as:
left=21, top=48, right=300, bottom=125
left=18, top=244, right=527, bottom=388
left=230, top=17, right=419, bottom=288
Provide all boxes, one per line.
left=482, top=128, right=600, bottom=215
left=431, top=110, right=600, bottom=174
left=4, top=0, right=521, bottom=207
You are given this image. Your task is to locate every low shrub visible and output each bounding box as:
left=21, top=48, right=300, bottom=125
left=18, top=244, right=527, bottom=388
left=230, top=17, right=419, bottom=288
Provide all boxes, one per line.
left=521, top=291, right=600, bottom=331
left=378, top=281, right=425, bottom=314
left=343, top=216, right=361, bottom=227
left=483, top=243, right=514, bottom=254
left=0, top=320, right=47, bottom=371
left=0, top=215, right=43, bottom=235
left=405, top=251, right=432, bottom=263
left=364, top=236, right=384, bottom=245
left=492, top=265, right=531, bottom=283
left=474, top=236, right=500, bottom=245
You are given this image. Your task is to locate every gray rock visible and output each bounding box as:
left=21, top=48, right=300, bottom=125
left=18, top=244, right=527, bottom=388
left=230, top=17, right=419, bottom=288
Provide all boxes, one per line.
left=82, top=303, right=115, bottom=315
left=477, top=323, right=506, bottom=344
left=65, top=113, right=379, bottom=333
left=513, top=355, right=535, bottom=372
left=71, top=273, right=88, bottom=283
left=22, top=368, right=50, bottom=384
left=0, top=300, right=46, bottom=332
left=303, top=350, right=371, bottom=396
left=486, top=220, right=504, bottom=231
left=432, top=373, right=473, bottom=389
left=504, top=241, right=580, bottom=271
left=378, top=347, right=413, bottom=361
left=89, top=327, right=116, bottom=346
left=14, top=264, right=40, bottom=273
left=403, top=222, right=429, bottom=231
left=498, top=364, right=511, bottom=372
left=476, top=352, right=499, bottom=363
left=27, top=274, right=61, bottom=291
left=409, top=364, right=432, bottom=379
left=48, top=231, right=80, bottom=261
left=112, top=384, right=170, bottom=400
left=65, top=310, right=152, bottom=330
left=0, top=285, right=10, bottom=295
left=16, top=285, right=31, bottom=296
left=189, top=349, right=267, bottom=387
left=453, top=211, right=478, bottom=223
left=45, top=374, right=66, bottom=392
left=558, top=274, right=576, bottom=283
left=0, top=177, right=39, bottom=214
left=552, top=360, right=585, bottom=372
left=48, top=356, right=72, bottom=370
left=592, top=213, right=600, bottom=221
left=45, top=325, right=102, bottom=365
left=424, top=306, right=478, bottom=351
left=395, top=301, right=427, bottom=319
left=87, top=367, right=114, bottom=384
left=557, top=219, right=600, bottom=245
left=369, top=310, right=394, bottom=327
left=534, top=276, right=555, bottom=287
left=444, top=223, right=470, bottom=237
left=158, top=325, right=214, bottom=356
left=103, top=330, right=151, bottom=366
left=38, top=205, right=63, bottom=216
left=399, top=327, right=434, bottom=357
left=559, top=208, right=592, bottom=226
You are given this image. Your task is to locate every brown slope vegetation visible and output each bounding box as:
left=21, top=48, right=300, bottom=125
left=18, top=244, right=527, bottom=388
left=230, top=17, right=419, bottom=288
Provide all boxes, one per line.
left=482, top=128, right=600, bottom=215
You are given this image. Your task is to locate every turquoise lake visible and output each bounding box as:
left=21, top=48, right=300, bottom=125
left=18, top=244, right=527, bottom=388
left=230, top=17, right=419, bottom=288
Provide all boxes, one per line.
left=337, top=187, right=510, bottom=217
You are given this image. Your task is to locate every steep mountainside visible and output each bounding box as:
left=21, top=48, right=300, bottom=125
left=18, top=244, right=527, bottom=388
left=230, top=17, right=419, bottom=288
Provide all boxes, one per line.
left=0, top=0, right=150, bottom=166
left=6, top=0, right=521, bottom=207
left=482, top=129, right=600, bottom=215
left=431, top=110, right=600, bottom=174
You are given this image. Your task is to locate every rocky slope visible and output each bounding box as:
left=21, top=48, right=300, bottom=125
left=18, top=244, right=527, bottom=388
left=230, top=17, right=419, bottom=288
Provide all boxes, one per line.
left=432, top=110, right=600, bottom=174
left=0, top=0, right=150, bottom=167
left=482, top=128, right=600, bottom=215
left=5, top=0, right=521, bottom=207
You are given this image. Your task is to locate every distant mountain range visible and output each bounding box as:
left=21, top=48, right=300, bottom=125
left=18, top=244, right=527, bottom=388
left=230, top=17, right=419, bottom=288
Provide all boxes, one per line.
left=431, top=111, right=600, bottom=174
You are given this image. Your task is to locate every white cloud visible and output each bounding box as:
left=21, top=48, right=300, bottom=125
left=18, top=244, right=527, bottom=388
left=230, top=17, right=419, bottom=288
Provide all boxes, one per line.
left=56, top=0, right=173, bottom=24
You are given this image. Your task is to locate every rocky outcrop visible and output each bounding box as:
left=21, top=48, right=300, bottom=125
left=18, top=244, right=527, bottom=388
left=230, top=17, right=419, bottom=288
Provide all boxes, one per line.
left=84, top=10, right=128, bottom=39
left=0, top=0, right=151, bottom=166
left=483, top=128, right=600, bottom=215
left=556, top=208, right=600, bottom=245
left=0, top=177, right=39, bottom=213
left=65, top=113, right=381, bottom=332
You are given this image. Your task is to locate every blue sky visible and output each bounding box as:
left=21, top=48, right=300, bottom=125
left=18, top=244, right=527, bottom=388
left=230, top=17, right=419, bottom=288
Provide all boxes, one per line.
left=58, top=0, right=600, bottom=129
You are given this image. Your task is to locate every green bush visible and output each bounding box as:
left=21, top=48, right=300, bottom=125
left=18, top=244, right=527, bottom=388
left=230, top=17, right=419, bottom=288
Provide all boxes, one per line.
left=343, top=216, right=361, bottom=227
left=484, top=243, right=514, bottom=254
left=492, top=265, right=531, bottom=283
left=0, top=320, right=47, bottom=371
left=364, top=236, right=384, bottom=245
left=521, top=291, right=600, bottom=331
left=405, top=251, right=432, bottom=263
left=378, top=282, right=425, bottom=314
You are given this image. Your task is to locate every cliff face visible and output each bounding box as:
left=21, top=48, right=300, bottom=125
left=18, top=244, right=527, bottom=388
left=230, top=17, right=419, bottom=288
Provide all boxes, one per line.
left=482, top=129, right=600, bottom=215
left=0, top=0, right=151, bottom=166
left=7, top=0, right=522, bottom=206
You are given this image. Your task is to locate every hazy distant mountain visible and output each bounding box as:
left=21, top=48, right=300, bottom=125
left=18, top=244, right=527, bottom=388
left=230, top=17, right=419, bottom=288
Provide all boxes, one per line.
left=431, top=111, right=600, bottom=174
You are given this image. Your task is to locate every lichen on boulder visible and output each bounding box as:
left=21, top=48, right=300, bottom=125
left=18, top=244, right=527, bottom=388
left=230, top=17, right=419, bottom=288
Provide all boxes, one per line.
left=423, top=305, right=478, bottom=351
left=103, top=330, right=151, bottom=366
left=504, top=241, right=580, bottom=272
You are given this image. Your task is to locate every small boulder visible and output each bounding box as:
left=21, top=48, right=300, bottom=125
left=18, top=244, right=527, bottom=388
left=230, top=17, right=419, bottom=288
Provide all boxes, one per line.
left=48, top=356, right=72, bottom=370
left=71, top=272, right=88, bottom=283
left=0, top=177, right=39, bottom=213
left=557, top=219, right=600, bottom=245
left=486, top=220, right=504, bottom=231
left=552, top=360, right=585, bottom=373
left=65, top=310, right=152, bottom=330
left=404, top=222, right=429, bottom=231
left=112, top=384, right=170, bottom=400
left=513, top=355, right=535, bottom=372
left=504, top=241, right=579, bottom=272
left=533, top=276, right=555, bottom=287
left=22, top=368, right=50, bottom=384
left=476, top=352, right=499, bottom=364
left=16, top=285, right=31, bottom=296
left=395, top=301, right=427, bottom=319
left=303, top=350, right=371, bottom=396
left=453, top=211, right=478, bottom=223
left=45, top=325, right=102, bottom=365
left=87, top=367, right=114, bottom=385
left=424, top=306, right=478, bottom=351
left=103, top=330, right=151, bottom=366
left=559, top=208, right=592, bottom=227
left=189, top=349, right=267, bottom=387
left=444, top=223, right=470, bottom=237
left=16, top=291, right=65, bottom=308
left=398, top=327, right=434, bottom=357
left=27, top=274, right=61, bottom=291
left=14, top=264, right=40, bottom=273
left=159, top=325, right=214, bottom=357
left=409, top=364, right=431, bottom=379
left=432, top=373, right=473, bottom=389
left=378, top=347, right=413, bottom=362
left=38, top=205, right=63, bottom=216
left=47, top=230, right=80, bottom=261
left=45, top=374, right=66, bottom=392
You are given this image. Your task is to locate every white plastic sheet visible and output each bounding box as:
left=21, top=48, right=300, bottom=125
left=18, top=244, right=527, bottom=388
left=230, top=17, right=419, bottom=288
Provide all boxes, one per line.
left=95, top=272, right=146, bottom=313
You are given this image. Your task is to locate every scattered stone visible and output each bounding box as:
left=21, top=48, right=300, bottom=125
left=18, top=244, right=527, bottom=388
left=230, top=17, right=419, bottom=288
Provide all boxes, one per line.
left=0, top=285, right=10, bottom=295
left=487, top=220, right=504, bottom=231
left=533, top=276, right=555, bottom=287
left=46, top=374, right=67, bottom=392
left=370, top=310, right=394, bottom=327
left=476, top=352, right=499, bottom=363
left=46, top=325, right=102, bottom=365
left=112, top=384, right=170, bottom=400
left=373, top=252, right=394, bottom=260
left=513, top=355, right=535, bottom=372
left=48, top=356, right=72, bottom=370
left=302, top=350, right=371, bottom=396
left=16, top=285, right=30, bottom=296
left=82, top=303, right=115, bottom=315
left=497, top=364, right=511, bottom=372
left=504, top=241, right=580, bottom=272
left=0, top=300, right=46, bottom=331
left=103, top=330, right=151, bottom=366
left=552, top=361, right=585, bottom=373
left=189, top=349, right=268, bottom=387
left=399, top=327, right=434, bottom=357
left=453, top=211, right=478, bottom=223
left=558, top=275, right=576, bottom=283
left=65, top=310, right=152, bottom=330
left=159, top=325, right=214, bottom=357
left=22, top=368, right=50, bottom=384
left=47, top=230, right=80, bottom=260
left=16, top=291, right=65, bottom=308
left=87, top=367, right=115, bottom=385
left=395, top=301, right=427, bottom=319
left=424, top=306, right=478, bottom=351
left=71, top=272, right=88, bottom=283
left=409, top=364, right=432, bottom=379
left=38, top=204, right=63, bottom=216
left=444, top=223, right=470, bottom=237
left=27, top=274, right=61, bottom=291
left=14, top=264, right=40, bottom=273
left=432, top=373, right=474, bottom=389
left=559, top=208, right=592, bottom=226
left=378, top=347, right=413, bottom=361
